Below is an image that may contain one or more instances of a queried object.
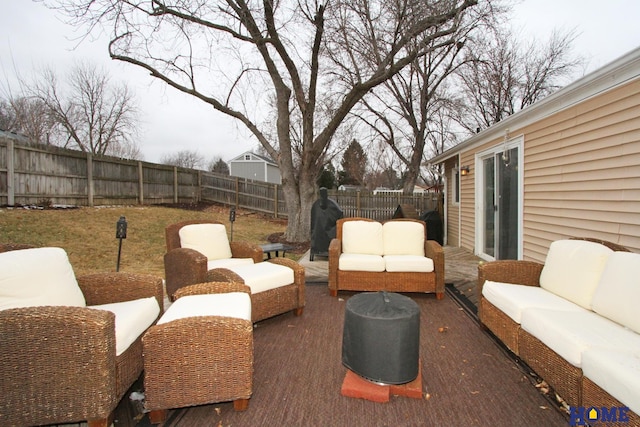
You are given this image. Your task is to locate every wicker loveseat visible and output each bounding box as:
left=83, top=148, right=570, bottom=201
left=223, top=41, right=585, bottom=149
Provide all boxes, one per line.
left=0, top=245, right=164, bottom=427
left=478, top=238, right=640, bottom=422
left=328, top=217, right=444, bottom=298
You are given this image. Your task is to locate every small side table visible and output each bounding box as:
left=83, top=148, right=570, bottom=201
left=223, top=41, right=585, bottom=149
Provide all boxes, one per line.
left=260, top=243, right=294, bottom=260
left=342, top=291, right=420, bottom=384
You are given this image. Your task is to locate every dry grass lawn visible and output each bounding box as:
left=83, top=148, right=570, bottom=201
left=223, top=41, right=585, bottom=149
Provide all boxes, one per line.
left=0, top=204, right=291, bottom=277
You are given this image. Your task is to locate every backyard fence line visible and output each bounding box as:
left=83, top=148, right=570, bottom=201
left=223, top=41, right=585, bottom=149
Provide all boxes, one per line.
left=0, top=138, right=442, bottom=220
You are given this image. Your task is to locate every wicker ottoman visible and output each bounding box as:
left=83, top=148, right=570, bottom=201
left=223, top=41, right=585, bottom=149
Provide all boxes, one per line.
left=142, top=291, right=253, bottom=424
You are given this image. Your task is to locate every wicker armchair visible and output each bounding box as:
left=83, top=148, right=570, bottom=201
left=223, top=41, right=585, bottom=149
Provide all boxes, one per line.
left=0, top=246, right=164, bottom=427
left=164, top=219, right=263, bottom=299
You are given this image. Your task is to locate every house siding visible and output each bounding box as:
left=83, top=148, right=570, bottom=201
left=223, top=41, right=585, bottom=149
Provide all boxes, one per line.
left=444, top=157, right=460, bottom=246
left=451, top=77, right=640, bottom=261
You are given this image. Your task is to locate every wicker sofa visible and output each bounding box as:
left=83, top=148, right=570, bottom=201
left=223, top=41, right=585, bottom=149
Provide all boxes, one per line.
left=0, top=245, right=164, bottom=427
left=328, top=217, right=444, bottom=298
left=478, top=238, right=640, bottom=422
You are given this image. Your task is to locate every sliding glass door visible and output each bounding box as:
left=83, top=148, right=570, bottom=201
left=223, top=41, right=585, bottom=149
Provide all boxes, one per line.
left=478, top=140, right=522, bottom=260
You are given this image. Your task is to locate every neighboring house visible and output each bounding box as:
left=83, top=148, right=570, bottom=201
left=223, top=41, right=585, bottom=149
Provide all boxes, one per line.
left=427, top=47, right=640, bottom=260
left=228, top=151, right=282, bottom=184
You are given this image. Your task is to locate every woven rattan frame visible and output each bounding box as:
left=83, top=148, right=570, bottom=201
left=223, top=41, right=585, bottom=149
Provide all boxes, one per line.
left=207, top=258, right=305, bottom=322
left=0, top=246, right=164, bottom=427
left=328, top=217, right=445, bottom=298
left=164, top=220, right=264, bottom=298
left=582, top=377, right=640, bottom=425
left=143, top=283, right=253, bottom=416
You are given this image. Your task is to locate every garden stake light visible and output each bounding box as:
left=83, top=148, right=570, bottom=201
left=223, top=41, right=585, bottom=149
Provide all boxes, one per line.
left=116, top=216, right=128, bottom=271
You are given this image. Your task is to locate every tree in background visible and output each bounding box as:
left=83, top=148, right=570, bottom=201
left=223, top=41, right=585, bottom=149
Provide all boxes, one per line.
left=0, top=97, right=57, bottom=146
left=14, top=62, right=142, bottom=158
left=453, top=28, right=582, bottom=132
left=161, top=150, right=204, bottom=169
left=317, top=163, right=338, bottom=190
left=209, top=157, right=230, bottom=175
left=338, top=140, right=367, bottom=187
left=46, top=0, right=480, bottom=241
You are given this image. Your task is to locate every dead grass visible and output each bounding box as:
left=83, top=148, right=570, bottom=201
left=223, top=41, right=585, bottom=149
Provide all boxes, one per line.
left=0, top=204, right=291, bottom=277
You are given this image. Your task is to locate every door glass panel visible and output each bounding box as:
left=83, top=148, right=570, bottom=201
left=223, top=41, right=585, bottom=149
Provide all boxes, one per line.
left=483, top=157, right=495, bottom=257
left=497, top=147, right=518, bottom=259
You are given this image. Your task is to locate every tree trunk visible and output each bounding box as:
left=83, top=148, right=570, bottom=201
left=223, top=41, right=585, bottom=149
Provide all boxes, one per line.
left=282, top=164, right=317, bottom=242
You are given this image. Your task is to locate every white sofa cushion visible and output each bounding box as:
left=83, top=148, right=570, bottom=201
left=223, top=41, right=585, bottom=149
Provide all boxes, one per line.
left=520, top=308, right=640, bottom=367
left=339, top=253, right=385, bottom=272
left=158, top=293, right=251, bottom=324
left=384, top=255, right=434, bottom=273
left=90, top=296, right=160, bottom=356
left=342, top=221, right=384, bottom=256
left=207, top=257, right=255, bottom=270
left=591, top=251, right=640, bottom=334
left=582, top=348, right=640, bottom=415
left=539, top=240, right=613, bottom=309
left=227, top=262, right=294, bottom=294
left=179, top=223, right=232, bottom=261
left=0, top=247, right=86, bottom=311
left=383, top=221, right=425, bottom=256
left=482, top=281, right=586, bottom=323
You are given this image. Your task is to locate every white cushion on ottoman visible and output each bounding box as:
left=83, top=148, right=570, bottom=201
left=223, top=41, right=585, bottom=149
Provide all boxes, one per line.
left=228, top=262, right=295, bottom=294
left=0, top=247, right=86, bottom=310
left=158, top=293, right=251, bottom=324
left=482, top=280, right=585, bottom=323
left=582, top=348, right=640, bottom=415
left=90, top=296, right=160, bottom=356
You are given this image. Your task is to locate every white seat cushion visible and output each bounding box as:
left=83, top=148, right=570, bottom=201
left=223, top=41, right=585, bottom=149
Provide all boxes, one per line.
left=383, top=221, right=425, bottom=256
left=520, top=308, right=640, bottom=367
left=384, top=255, right=433, bottom=273
left=582, top=348, right=640, bottom=414
left=0, top=247, right=86, bottom=310
left=89, top=296, right=160, bottom=356
left=157, top=293, right=251, bottom=324
left=591, top=251, right=640, bottom=334
left=207, top=257, right=255, bottom=270
left=482, top=281, right=585, bottom=323
left=227, top=262, right=294, bottom=294
left=179, top=223, right=232, bottom=261
left=339, top=253, right=385, bottom=272
left=539, top=239, right=613, bottom=309
left=342, top=221, right=384, bottom=256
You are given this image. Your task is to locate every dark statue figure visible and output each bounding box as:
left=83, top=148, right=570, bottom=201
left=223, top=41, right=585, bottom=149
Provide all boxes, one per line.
left=310, top=187, right=343, bottom=261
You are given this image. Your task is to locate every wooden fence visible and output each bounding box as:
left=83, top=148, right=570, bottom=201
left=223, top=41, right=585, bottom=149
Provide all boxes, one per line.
left=0, top=138, right=441, bottom=220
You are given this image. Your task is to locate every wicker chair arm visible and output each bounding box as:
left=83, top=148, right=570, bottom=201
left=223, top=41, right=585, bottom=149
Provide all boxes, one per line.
left=207, top=267, right=246, bottom=283
left=174, top=281, right=251, bottom=299
left=328, top=238, right=341, bottom=292
left=164, top=247, right=208, bottom=299
left=425, top=239, right=445, bottom=292
left=77, top=272, right=164, bottom=312
left=230, top=241, right=263, bottom=263
left=477, top=260, right=544, bottom=297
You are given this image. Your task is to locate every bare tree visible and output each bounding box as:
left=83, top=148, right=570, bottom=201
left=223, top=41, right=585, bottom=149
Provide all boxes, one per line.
left=0, top=96, right=58, bottom=145
left=161, top=150, right=205, bottom=169
left=46, top=0, right=479, bottom=241
left=454, top=28, right=582, bottom=132
left=26, top=62, right=140, bottom=157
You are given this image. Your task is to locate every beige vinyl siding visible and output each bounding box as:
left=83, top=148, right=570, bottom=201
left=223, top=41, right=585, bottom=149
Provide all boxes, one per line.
left=459, top=153, right=476, bottom=252
left=522, top=79, right=640, bottom=260
left=444, top=157, right=459, bottom=245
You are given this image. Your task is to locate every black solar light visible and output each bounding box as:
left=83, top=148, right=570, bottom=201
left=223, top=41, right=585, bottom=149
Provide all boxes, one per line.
left=116, top=216, right=127, bottom=271
left=229, top=207, right=236, bottom=241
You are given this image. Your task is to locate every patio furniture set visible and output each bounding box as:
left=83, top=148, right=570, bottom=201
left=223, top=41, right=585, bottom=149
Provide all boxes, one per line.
left=478, top=237, right=640, bottom=423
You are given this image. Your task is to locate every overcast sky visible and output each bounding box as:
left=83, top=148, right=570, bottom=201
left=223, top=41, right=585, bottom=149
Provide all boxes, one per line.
left=1, top=1, right=639, bottom=165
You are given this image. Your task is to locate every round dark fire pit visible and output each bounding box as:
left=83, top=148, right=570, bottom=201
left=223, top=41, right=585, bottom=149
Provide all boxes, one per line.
left=342, top=291, right=420, bottom=385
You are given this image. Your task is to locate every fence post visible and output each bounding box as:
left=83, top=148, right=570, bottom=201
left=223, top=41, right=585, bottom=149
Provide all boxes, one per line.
left=138, top=161, right=144, bottom=205
left=274, top=184, right=279, bottom=218
left=7, top=140, right=14, bottom=206
left=86, top=153, right=94, bottom=207
left=173, top=166, right=178, bottom=203
left=356, top=191, right=361, bottom=217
